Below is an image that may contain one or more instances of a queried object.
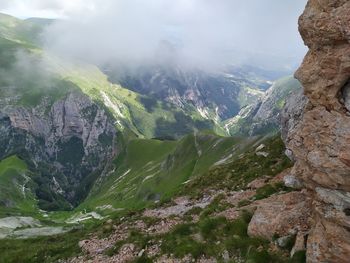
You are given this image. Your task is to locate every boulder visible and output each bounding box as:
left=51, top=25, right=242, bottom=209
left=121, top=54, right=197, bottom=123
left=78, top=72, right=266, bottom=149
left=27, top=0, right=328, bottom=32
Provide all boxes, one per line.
left=247, top=192, right=312, bottom=240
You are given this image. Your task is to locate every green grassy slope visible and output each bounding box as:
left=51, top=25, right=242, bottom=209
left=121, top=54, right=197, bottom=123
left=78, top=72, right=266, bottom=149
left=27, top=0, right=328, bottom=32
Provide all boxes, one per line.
left=183, top=135, right=293, bottom=197
left=81, top=132, right=254, bottom=212
left=0, top=156, right=38, bottom=217
left=0, top=134, right=297, bottom=263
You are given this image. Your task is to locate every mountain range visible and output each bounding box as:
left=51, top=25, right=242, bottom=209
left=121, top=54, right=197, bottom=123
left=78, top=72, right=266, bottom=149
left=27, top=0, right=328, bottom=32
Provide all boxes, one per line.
left=0, top=12, right=307, bottom=263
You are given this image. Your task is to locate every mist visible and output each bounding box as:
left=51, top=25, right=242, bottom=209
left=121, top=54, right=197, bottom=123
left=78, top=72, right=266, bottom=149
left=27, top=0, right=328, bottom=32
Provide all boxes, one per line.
left=2, top=0, right=308, bottom=72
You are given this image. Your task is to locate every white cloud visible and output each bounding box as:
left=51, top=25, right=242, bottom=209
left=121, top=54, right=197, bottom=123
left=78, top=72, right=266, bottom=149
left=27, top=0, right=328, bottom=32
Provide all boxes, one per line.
left=1, top=0, right=308, bottom=70
left=0, top=0, right=97, bottom=18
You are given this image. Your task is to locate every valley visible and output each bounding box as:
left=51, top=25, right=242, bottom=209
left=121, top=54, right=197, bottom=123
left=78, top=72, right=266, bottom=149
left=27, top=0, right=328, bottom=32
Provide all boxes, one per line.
left=0, top=4, right=325, bottom=263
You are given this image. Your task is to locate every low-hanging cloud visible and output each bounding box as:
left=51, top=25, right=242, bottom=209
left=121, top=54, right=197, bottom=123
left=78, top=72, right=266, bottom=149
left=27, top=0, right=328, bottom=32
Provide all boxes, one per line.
left=4, top=0, right=308, bottom=71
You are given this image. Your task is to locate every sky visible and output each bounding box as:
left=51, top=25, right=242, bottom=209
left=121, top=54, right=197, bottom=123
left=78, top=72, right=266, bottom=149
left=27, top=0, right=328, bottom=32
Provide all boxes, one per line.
left=0, top=0, right=308, bottom=71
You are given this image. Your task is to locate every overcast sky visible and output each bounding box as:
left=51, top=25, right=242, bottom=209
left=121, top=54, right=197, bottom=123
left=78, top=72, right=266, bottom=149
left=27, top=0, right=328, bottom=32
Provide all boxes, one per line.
left=0, top=0, right=308, bottom=71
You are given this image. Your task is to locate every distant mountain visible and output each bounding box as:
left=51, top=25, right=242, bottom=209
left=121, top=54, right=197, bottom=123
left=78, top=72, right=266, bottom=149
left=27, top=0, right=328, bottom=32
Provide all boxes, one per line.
left=225, top=76, right=301, bottom=136
left=0, top=13, right=219, bottom=212
left=0, top=12, right=297, bottom=214
left=104, top=64, right=275, bottom=122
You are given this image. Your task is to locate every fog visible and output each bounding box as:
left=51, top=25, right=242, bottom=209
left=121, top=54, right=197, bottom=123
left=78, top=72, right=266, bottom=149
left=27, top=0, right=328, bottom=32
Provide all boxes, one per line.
left=1, top=0, right=308, bottom=71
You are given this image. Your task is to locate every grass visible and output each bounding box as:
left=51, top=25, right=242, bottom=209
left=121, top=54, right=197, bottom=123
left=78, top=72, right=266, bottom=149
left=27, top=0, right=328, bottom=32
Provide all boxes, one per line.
left=0, top=228, right=87, bottom=263
left=158, top=211, right=285, bottom=262
left=184, top=135, right=293, bottom=197
left=254, top=182, right=292, bottom=200
left=0, top=156, right=39, bottom=217
left=80, top=132, right=243, bottom=212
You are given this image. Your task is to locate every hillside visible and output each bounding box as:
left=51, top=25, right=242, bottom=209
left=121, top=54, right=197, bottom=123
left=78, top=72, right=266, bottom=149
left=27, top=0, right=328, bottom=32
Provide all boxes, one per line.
left=0, top=10, right=319, bottom=263
left=0, top=134, right=303, bottom=263
left=83, top=133, right=253, bottom=211
left=0, top=13, right=224, bottom=213
left=225, top=76, right=301, bottom=136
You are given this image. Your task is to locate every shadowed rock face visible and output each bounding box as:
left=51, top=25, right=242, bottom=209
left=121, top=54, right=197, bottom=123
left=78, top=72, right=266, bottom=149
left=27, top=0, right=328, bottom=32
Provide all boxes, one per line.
left=283, top=0, right=350, bottom=262
left=0, top=92, right=116, bottom=209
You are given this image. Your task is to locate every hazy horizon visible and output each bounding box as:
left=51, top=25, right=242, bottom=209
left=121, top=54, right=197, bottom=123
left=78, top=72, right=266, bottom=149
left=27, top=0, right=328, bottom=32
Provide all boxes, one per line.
left=0, top=0, right=308, bottom=72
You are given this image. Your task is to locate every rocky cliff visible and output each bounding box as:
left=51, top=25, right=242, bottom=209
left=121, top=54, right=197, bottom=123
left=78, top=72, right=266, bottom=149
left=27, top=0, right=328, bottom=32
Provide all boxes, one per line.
left=282, top=0, right=350, bottom=262
left=226, top=76, right=301, bottom=136
left=0, top=92, right=116, bottom=210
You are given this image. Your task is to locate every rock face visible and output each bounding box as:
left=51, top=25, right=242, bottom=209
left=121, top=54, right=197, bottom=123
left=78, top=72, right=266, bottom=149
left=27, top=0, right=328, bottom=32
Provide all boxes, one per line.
left=226, top=76, right=301, bottom=136
left=282, top=0, right=350, bottom=262
left=108, top=65, right=271, bottom=122
left=0, top=92, right=116, bottom=209
left=247, top=191, right=312, bottom=241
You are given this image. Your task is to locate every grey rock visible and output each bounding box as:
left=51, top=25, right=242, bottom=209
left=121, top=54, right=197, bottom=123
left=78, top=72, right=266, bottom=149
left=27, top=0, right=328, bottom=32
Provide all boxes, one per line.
left=281, top=88, right=308, bottom=145
left=0, top=92, right=116, bottom=206
left=256, top=151, right=269, bottom=158
left=276, top=235, right=294, bottom=248
left=315, top=187, right=350, bottom=212
left=255, top=144, right=266, bottom=152
left=341, top=81, right=350, bottom=112
left=284, top=175, right=303, bottom=189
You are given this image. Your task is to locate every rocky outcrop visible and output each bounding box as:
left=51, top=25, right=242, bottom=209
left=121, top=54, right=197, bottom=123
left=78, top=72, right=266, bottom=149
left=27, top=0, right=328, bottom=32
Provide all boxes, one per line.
left=282, top=0, right=350, bottom=261
left=247, top=191, right=312, bottom=241
left=0, top=92, right=116, bottom=209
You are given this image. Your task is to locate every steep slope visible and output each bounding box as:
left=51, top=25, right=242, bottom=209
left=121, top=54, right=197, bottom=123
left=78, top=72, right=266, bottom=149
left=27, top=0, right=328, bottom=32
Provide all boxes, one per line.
left=1, top=91, right=116, bottom=210
left=104, top=64, right=271, bottom=123
left=0, top=156, right=37, bottom=217
left=282, top=0, right=350, bottom=261
left=0, top=134, right=300, bottom=263
left=82, top=132, right=249, bottom=211
left=0, top=13, right=226, bottom=214
left=225, top=76, right=301, bottom=136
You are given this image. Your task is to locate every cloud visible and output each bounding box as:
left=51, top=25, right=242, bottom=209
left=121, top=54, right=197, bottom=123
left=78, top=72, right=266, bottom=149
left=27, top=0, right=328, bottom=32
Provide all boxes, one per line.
left=2, top=0, right=308, bottom=71
left=0, top=0, right=96, bottom=18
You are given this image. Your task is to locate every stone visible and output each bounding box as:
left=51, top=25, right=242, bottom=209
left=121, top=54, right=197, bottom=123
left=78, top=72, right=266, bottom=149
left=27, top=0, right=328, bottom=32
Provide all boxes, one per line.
left=247, top=178, right=268, bottom=190
left=284, top=175, right=303, bottom=189
left=315, top=187, right=350, bottom=212
left=256, top=151, right=269, bottom=158
left=255, top=144, right=266, bottom=152
left=307, top=218, right=350, bottom=263
left=291, top=232, right=306, bottom=257
left=247, top=192, right=312, bottom=240
left=138, top=249, right=145, bottom=257
left=222, top=250, right=230, bottom=262
left=276, top=235, right=294, bottom=248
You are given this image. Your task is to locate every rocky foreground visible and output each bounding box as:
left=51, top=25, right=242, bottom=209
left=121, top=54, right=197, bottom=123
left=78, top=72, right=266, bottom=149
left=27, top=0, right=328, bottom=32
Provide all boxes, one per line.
left=68, top=168, right=311, bottom=263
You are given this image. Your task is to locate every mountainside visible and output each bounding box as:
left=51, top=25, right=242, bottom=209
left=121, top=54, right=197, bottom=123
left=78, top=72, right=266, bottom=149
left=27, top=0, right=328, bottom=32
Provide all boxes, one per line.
left=0, top=13, right=226, bottom=212
left=0, top=10, right=322, bottom=263
left=1, top=92, right=116, bottom=210
left=105, top=64, right=273, bottom=122
left=83, top=132, right=257, bottom=211
left=225, top=76, right=301, bottom=136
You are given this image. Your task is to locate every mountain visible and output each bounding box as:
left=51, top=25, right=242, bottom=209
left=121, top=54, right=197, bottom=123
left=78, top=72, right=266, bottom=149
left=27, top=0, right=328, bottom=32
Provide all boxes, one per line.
left=0, top=12, right=299, bottom=217
left=225, top=76, right=301, bottom=136
left=104, top=64, right=272, bottom=122
left=0, top=11, right=317, bottom=263
left=0, top=13, right=227, bottom=212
